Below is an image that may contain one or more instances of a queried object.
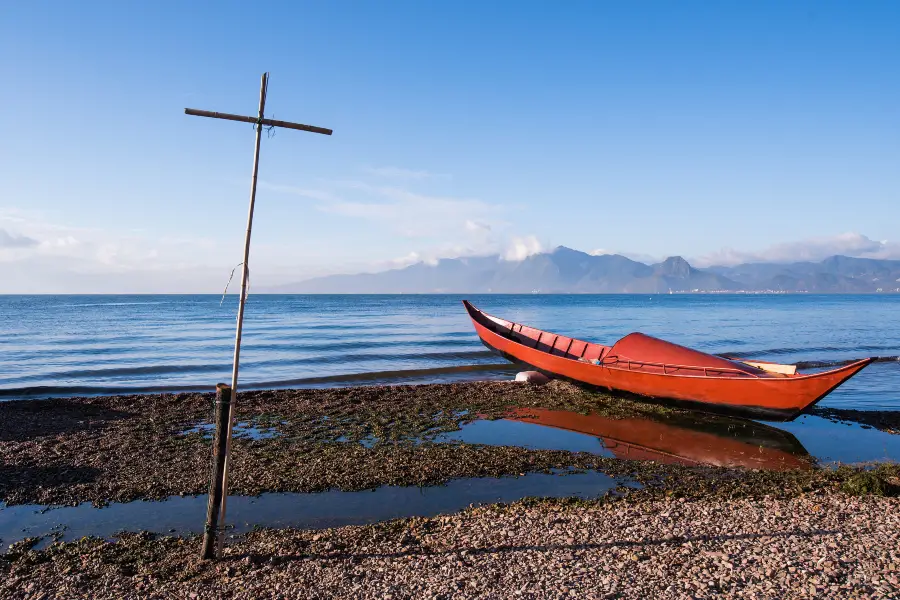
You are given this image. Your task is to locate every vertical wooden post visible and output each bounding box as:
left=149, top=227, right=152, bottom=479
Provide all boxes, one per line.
left=217, top=72, right=269, bottom=555
left=201, top=383, right=232, bottom=559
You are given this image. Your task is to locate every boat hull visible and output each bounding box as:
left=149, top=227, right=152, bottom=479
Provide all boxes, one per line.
left=464, top=301, right=872, bottom=421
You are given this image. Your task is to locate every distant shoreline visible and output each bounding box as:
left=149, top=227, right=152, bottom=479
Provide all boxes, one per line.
left=3, top=291, right=900, bottom=296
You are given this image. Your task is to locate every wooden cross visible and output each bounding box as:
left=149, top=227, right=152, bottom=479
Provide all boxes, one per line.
left=186, top=73, right=332, bottom=559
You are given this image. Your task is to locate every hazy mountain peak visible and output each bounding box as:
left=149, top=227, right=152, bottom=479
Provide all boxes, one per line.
left=551, top=245, right=585, bottom=256
left=655, top=256, right=693, bottom=279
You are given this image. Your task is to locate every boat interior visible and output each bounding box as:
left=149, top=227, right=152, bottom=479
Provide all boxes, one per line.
left=466, top=301, right=798, bottom=379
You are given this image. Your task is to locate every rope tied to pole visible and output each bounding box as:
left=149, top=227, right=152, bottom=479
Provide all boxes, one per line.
left=220, top=264, right=251, bottom=307
left=220, top=262, right=243, bottom=306
left=249, top=74, right=274, bottom=135
left=250, top=115, right=277, bottom=137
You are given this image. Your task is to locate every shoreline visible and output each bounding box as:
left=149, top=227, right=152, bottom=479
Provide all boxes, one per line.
left=2, top=379, right=898, bottom=431
left=2, top=380, right=899, bottom=597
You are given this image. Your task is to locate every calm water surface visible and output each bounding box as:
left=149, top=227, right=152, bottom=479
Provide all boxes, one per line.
left=0, top=294, right=898, bottom=409
left=0, top=472, right=629, bottom=549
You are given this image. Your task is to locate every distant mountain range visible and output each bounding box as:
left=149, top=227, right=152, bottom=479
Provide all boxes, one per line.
left=266, top=248, right=900, bottom=293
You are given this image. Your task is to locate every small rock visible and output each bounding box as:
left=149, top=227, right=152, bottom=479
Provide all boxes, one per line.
left=514, top=371, right=551, bottom=384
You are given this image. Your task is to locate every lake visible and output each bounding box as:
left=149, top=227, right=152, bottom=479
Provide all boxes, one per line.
left=1, top=294, right=898, bottom=409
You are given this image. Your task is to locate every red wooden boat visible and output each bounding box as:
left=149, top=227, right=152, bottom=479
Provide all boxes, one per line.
left=463, top=300, right=872, bottom=420
left=506, top=407, right=812, bottom=471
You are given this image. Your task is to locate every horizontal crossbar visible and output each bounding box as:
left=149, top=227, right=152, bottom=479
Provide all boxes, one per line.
left=184, top=108, right=332, bottom=135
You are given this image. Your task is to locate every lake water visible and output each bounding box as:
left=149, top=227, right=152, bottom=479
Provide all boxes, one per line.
left=0, top=294, right=898, bottom=409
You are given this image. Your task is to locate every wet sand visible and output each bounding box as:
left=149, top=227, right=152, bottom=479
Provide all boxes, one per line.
left=3, top=380, right=898, bottom=507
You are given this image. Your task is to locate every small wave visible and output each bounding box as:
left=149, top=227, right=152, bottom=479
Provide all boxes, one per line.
left=250, top=363, right=518, bottom=388
left=0, top=349, right=496, bottom=386
left=1, top=363, right=229, bottom=385
left=0, top=383, right=212, bottom=398
left=257, top=322, right=411, bottom=333
left=0, top=363, right=518, bottom=400
left=241, top=337, right=478, bottom=354
left=38, top=331, right=233, bottom=347
left=793, top=356, right=899, bottom=369
left=60, top=302, right=168, bottom=307
left=794, top=359, right=854, bottom=369
left=242, top=349, right=496, bottom=369
left=720, top=344, right=899, bottom=358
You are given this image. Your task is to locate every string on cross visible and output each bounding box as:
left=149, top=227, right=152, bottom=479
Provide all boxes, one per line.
left=186, top=72, right=332, bottom=560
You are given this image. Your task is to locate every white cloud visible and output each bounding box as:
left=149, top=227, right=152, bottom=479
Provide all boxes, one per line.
left=362, top=166, right=449, bottom=180
left=589, top=248, right=614, bottom=256
left=503, top=235, right=544, bottom=261
left=464, top=219, right=492, bottom=234
left=270, top=176, right=544, bottom=269
left=0, top=228, right=39, bottom=248
left=257, top=182, right=338, bottom=202
left=696, top=232, right=900, bottom=267
left=0, top=208, right=238, bottom=292
left=387, top=251, right=430, bottom=268
left=266, top=179, right=502, bottom=240
left=346, top=251, right=443, bottom=274
left=359, top=234, right=545, bottom=274
left=0, top=165, right=524, bottom=290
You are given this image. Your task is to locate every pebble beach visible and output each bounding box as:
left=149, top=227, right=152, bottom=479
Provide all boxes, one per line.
left=3, top=494, right=899, bottom=599
left=2, top=381, right=899, bottom=599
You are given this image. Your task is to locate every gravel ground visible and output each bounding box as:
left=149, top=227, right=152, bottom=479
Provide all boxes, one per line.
left=2, top=492, right=898, bottom=599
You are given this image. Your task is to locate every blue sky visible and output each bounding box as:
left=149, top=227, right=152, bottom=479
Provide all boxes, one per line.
left=1, top=1, right=899, bottom=292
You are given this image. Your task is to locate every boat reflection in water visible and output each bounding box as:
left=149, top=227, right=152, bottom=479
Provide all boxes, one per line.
left=505, top=407, right=814, bottom=471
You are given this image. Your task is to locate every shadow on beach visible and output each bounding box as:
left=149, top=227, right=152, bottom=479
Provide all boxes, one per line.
left=0, top=464, right=103, bottom=505
left=230, top=526, right=842, bottom=565
left=0, top=399, right=133, bottom=442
